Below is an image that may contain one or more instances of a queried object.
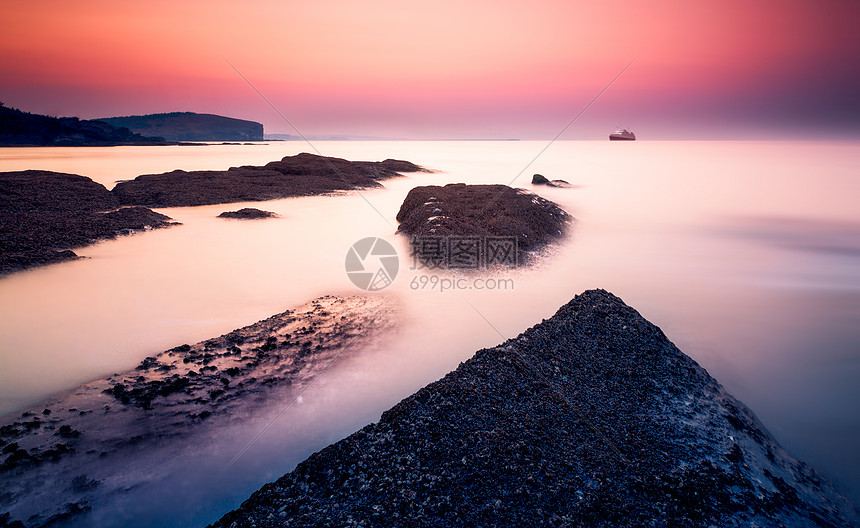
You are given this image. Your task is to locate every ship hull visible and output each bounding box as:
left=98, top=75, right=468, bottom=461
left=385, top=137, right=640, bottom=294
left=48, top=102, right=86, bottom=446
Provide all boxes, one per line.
left=609, top=135, right=635, bottom=141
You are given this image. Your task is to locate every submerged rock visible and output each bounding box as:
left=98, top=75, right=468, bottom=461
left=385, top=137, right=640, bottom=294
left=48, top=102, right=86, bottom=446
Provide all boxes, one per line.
left=0, top=295, right=397, bottom=527
left=532, top=173, right=572, bottom=188
left=210, top=289, right=858, bottom=527
left=217, top=208, right=278, bottom=220
left=396, top=183, right=570, bottom=267
left=112, top=153, right=426, bottom=208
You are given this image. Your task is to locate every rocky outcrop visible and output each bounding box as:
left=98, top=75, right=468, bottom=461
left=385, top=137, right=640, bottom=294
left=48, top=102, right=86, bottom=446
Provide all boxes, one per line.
left=0, top=171, right=177, bottom=276
left=218, top=208, right=278, bottom=220
left=0, top=103, right=171, bottom=146
left=532, top=173, right=572, bottom=188
left=112, top=153, right=426, bottom=208
left=0, top=154, right=425, bottom=275
left=0, top=296, right=397, bottom=527
left=395, top=183, right=570, bottom=267
left=99, top=112, right=264, bottom=142
left=210, top=290, right=858, bottom=528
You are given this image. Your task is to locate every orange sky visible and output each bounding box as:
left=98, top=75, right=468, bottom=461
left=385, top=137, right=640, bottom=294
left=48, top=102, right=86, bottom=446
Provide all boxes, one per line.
left=2, top=0, right=858, bottom=138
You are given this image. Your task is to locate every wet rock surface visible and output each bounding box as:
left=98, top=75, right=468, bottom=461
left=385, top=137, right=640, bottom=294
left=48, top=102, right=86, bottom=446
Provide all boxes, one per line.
left=0, top=170, right=177, bottom=276
left=113, top=153, right=427, bottom=208
left=532, top=173, right=572, bottom=188
left=0, top=295, right=397, bottom=527
left=1, top=154, right=426, bottom=276
left=395, top=183, right=570, bottom=266
left=210, top=289, right=858, bottom=528
left=218, top=208, right=278, bottom=220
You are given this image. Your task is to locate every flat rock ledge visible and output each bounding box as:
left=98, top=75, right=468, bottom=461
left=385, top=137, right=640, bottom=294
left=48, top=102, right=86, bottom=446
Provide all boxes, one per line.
left=0, top=170, right=177, bottom=276
left=113, top=153, right=427, bottom=208
left=1, top=153, right=426, bottom=275
left=210, top=289, right=858, bottom=528
left=395, top=183, right=571, bottom=268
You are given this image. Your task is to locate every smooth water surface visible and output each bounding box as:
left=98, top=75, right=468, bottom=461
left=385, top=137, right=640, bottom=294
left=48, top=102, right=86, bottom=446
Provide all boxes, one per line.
left=1, top=140, right=858, bottom=524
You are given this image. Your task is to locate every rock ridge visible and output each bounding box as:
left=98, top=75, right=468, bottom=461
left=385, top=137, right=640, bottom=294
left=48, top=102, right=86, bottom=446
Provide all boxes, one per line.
left=210, top=289, right=858, bottom=527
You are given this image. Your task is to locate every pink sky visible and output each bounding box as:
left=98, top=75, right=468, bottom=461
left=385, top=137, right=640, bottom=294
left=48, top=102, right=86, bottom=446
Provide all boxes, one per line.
left=2, top=0, right=858, bottom=138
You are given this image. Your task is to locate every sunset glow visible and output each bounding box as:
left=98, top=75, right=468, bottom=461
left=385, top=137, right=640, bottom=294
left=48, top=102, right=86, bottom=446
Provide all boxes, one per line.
left=2, top=0, right=859, bottom=138
left=3, top=2, right=860, bottom=524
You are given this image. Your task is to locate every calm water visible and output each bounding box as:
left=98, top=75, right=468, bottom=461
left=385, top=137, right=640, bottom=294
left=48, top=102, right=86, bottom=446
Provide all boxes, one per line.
left=1, top=141, right=859, bottom=524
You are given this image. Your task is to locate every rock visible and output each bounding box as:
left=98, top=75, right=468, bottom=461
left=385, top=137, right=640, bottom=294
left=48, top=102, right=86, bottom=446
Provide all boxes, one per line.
left=112, top=153, right=426, bottom=208
left=0, top=512, right=26, bottom=528
left=395, top=183, right=570, bottom=267
left=531, top=173, right=571, bottom=188
left=55, top=425, right=80, bottom=439
left=0, top=171, right=178, bottom=276
left=218, top=208, right=277, bottom=220
left=0, top=295, right=397, bottom=526
left=209, top=290, right=858, bottom=528
left=68, top=475, right=99, bottom=492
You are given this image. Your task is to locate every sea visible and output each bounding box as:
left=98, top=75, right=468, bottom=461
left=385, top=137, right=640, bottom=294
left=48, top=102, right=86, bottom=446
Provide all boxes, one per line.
left=1, top=140, right=858, bottom=525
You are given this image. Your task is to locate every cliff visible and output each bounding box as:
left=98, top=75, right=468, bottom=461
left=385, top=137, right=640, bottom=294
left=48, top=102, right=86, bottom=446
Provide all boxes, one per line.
left=0, top=103, right=170, bottom=146
left=210, top=289, right=858, bottom=527
left=100, top=112, right=264, bottom=142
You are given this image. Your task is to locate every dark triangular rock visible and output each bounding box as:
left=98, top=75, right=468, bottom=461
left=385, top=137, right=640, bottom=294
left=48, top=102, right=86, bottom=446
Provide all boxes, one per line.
left=211, top=289, right=858, bottom=527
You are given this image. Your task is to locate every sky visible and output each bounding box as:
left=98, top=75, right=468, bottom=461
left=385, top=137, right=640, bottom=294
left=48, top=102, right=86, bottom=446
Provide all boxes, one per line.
left=1, top=0, right=859, bottom=139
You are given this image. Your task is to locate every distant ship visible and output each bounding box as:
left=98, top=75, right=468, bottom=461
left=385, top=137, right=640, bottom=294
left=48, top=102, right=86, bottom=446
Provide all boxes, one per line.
left=609, top=128, right=636, bottom=141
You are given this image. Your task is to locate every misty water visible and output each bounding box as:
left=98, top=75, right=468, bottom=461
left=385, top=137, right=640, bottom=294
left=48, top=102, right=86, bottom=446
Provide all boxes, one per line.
left=1, top=141, right=859, bottom=525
